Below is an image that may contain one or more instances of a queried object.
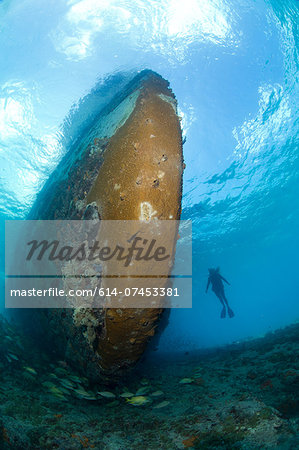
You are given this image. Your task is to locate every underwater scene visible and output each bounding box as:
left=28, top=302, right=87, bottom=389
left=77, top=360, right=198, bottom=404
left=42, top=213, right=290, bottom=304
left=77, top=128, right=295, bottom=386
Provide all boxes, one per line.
left=0, top=0, right=298, bottom=448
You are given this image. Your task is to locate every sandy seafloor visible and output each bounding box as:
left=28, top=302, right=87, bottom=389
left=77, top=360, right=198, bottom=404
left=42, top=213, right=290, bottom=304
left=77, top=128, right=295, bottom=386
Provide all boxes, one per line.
left=0, top=317, right=298, bottom=449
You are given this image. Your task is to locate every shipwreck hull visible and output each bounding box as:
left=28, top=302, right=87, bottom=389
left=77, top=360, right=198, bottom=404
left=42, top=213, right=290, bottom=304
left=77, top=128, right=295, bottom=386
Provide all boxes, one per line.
left=28, top=70, right=184, bottom=380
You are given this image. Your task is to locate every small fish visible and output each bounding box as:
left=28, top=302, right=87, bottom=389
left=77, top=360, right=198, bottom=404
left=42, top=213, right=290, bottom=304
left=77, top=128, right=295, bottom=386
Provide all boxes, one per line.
left=49, top=373, right=58, bottom=379
left=120, top=392, right=135, bottom=398
left=58, top=387, right=70, bottom=395
left=59, top=379, right=75, bottom=389
left=4, top=336, right=13, bottom=342
left=78, top=392, right=97, bottom=401
left=7, top=353, right=18, bottom=361
left=107, top=400, right=120, bottom=407
left=69, top=375, right=84, bottom=384
left=179, top=378, right=194, bottom=384
left=135, top=386, right=149, bottom=395
left=49, top=386, right=63, bottom=394
left=151, top=390, right=164, bottom=397
left=74, top=388, right=90, bottom=397
left=48, top=386, right=66, bottom=400
left=98, top=391, right=116, bottom=399
left=23, top=366, right=37, bottom=375
left=126, top=396, right=150, bottom=406
left=86, top=395, right=97, bottom=401
left=153, top=400, right=170, bottom=409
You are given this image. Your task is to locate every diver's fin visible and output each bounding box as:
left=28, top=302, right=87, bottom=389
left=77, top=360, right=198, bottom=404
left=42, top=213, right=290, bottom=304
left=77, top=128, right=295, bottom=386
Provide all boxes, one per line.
left=228, top=307, right=234, bottom=318
left=221, top=307, right=226, bottom=319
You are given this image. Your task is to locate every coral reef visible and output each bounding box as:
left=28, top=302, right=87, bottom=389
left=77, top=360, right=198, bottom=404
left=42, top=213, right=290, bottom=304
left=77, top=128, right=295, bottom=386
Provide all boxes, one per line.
left=0, top=316, right=298, bottom=449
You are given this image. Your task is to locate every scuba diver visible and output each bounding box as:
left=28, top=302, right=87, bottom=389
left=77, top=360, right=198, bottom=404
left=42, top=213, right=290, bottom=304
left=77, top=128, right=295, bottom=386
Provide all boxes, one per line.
left=206, top=267, right=234, bottom=319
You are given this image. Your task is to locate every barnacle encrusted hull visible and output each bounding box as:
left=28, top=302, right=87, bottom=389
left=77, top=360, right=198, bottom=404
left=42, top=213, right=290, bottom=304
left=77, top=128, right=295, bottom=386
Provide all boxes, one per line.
left=28, top=70, right=184, bottom=379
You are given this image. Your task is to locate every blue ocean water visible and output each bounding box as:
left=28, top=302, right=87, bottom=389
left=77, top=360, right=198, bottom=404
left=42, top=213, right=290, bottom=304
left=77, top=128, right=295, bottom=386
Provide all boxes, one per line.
left=0, top=0, right=298, bottom=353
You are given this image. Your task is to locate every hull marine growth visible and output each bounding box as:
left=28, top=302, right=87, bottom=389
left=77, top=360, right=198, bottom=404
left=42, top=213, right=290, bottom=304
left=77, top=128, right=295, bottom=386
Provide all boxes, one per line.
left=28, top=70, right=184, bottom=380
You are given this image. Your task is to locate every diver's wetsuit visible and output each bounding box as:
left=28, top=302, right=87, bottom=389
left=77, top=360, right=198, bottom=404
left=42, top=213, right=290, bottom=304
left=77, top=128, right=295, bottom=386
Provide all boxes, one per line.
left=206, top=269, right=234, bottom=318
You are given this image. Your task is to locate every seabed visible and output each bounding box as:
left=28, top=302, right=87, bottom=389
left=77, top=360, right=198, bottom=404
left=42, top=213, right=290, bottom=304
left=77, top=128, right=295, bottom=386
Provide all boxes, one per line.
left=0, top=317, right=298, bottom=449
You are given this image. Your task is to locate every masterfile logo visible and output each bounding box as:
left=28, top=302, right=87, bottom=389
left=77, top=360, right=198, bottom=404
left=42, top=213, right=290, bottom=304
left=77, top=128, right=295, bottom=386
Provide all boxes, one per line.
left=26, top=233, right=170, bottom=267
left=5, top=220, right=192, bottom=309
